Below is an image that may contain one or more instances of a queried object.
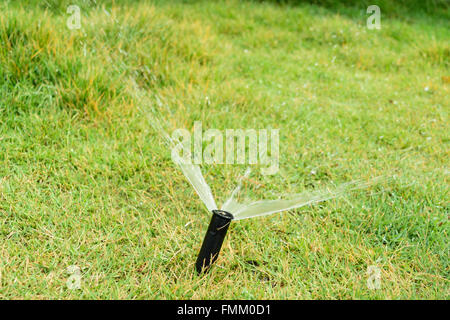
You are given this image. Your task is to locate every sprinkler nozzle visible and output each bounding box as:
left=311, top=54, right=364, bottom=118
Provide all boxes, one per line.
left=195, top=210, right=233, bottom=274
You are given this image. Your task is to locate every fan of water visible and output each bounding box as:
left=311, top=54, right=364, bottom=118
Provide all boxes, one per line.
left=133, top=85, right=386, bottom=221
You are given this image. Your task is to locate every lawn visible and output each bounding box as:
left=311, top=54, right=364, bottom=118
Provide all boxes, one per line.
left=0, top=0, right=448, bottom=299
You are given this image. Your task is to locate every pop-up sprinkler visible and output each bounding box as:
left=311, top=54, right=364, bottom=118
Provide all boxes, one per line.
left=196, top=210, right=233, bottom=273
left=139, top=104, right=387, bottom=275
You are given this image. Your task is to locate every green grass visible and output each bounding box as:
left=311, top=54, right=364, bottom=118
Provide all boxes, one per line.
left=0, top=0, right=448, bottom=299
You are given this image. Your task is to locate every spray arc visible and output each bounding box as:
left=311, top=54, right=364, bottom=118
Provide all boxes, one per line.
left=136, top=97, right=388, bottom=274
left=175, top=155, right=384, bottom=274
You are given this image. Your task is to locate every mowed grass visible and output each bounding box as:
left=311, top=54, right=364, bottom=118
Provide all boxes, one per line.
left=0, top=0, right=448, bottom=299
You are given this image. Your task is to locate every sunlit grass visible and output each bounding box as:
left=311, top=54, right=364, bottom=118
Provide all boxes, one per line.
left=0, top=0, right=448, bottom=299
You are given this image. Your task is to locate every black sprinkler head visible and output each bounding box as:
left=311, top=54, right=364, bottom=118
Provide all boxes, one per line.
left=195, top=210, right=233, bottom=274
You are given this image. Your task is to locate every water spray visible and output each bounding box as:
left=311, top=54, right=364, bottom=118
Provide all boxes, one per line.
left=134, top=91, right=391, bottom=275
left=196, top=210, right=233, bottom=274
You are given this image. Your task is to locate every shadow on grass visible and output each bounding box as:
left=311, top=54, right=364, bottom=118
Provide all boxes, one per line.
left=248, top=0, right=449, bottom=21
left=11, top=0, right=450, bottom=29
